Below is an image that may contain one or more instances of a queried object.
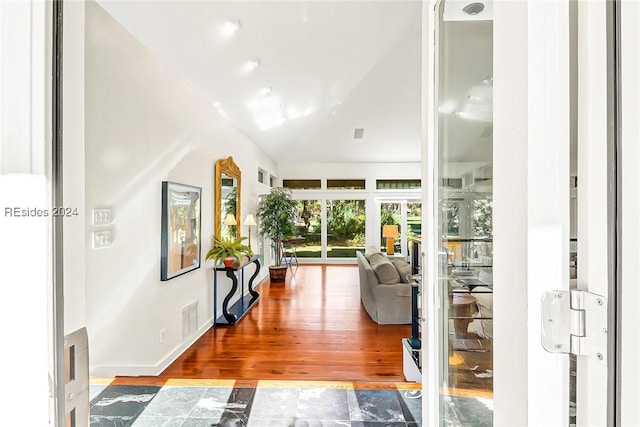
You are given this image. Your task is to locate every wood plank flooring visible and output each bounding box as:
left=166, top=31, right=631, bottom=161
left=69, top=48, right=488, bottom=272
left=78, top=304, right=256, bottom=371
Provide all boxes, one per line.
left=162, top=265, right=410, bottom=382
left=113, top=264, right=491, bottom=395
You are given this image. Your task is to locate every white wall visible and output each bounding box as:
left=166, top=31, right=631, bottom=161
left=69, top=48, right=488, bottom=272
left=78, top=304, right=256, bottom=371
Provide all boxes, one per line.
left=278, top=162, right=421, bottom=181
left=85, top=1, right=276, bottom=376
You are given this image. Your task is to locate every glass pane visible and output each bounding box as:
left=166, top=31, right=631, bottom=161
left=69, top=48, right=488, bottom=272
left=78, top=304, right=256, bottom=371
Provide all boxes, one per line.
left=407, top=201, right=422, bottom=242
left=326, top=199, right=365, bottom=258
left=380, top=202, right=401, bottom=254
left=376, top=179, right=421, bottom=189
left=282, top=179, right=321, bottom=189
left=294, top=200, right=322, bottom=258
left=436, top=2, right=494, bottom=424
left=327, top=179, right=366, bottom=190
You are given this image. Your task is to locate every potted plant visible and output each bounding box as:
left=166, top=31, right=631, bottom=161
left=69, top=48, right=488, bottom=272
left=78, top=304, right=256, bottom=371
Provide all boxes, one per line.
left=206, top=235, right=251, bottom=268
left=257, top=187, right=297, bottom=282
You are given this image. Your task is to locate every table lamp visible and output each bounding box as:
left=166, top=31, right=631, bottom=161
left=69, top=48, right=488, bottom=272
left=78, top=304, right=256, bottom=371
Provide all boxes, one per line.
left=244, top=214, right=257, bottom=250
left=223, top=213, right=237, bottom=238
left=382, top=224, right=399, bottom=255
left=223, top=213, right=237, bottom=226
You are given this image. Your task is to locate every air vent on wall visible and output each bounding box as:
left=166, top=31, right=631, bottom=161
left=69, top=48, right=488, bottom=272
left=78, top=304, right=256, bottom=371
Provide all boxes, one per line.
left=354, top=128, right=364, bottom=139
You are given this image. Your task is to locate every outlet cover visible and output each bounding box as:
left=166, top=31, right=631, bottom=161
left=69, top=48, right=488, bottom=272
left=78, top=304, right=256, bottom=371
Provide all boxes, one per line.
left=92, top=208, right=113, bottom=226
left=92, top=230, right=113, bottom=248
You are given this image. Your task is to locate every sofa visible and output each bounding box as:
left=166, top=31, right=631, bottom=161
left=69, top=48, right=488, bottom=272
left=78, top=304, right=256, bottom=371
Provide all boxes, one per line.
left=356, top=250, right=413, bottom=324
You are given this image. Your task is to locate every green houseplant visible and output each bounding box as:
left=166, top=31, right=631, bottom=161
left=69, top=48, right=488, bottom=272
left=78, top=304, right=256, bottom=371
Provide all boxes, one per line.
left=257, top=187, right=297, bottom=282
left=206, top=235, right=251, bottom=268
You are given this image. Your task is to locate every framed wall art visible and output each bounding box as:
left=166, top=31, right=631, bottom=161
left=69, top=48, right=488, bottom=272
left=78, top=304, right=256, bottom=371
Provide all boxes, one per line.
left=161, top=181, right=202, bottom=281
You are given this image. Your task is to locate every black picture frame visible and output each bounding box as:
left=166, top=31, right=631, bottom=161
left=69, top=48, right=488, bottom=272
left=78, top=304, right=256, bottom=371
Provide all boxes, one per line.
left=161, top=181, right=202, bottom=281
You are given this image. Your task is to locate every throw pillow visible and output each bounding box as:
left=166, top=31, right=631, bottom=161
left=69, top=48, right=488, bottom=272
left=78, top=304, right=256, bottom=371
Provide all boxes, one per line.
left=366, top=252, right=386, bottom=264
left=391, top=259, right=412, bottom=283
left=370, top=257, right=401, bottom=284
left=365, top=245, right=380, bottom=256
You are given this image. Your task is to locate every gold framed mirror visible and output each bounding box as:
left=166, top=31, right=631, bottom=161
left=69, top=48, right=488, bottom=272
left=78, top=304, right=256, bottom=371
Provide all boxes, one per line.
left=215, top=156, right=241, bottom=240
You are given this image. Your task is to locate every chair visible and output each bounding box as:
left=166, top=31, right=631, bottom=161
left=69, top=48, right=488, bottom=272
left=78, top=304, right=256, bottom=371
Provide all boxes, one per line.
left=279, top=240, right=298, bottom=272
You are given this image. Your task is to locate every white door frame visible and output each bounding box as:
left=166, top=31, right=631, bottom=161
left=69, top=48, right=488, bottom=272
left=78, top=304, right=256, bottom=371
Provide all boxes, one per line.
left=620, top=1, right=640, bottom=424
left=495, top=1, right=572, bottom=425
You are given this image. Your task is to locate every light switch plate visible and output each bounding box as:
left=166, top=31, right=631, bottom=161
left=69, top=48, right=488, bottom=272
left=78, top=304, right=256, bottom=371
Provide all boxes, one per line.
left=92, top=230, right=112, bottom=248
left=92, top=208, right=113, bottom=226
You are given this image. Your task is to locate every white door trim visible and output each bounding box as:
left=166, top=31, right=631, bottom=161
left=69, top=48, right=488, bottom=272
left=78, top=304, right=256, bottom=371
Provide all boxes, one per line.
left=620, top=1, right=640, bottom=424
left=494, top=1, right=571, bottom=425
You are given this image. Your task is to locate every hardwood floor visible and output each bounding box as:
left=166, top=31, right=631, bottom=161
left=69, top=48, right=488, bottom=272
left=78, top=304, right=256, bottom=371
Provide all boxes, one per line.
left=162, top=265, right=410, bottom=382
left=112, top=264, right=492, bottom=396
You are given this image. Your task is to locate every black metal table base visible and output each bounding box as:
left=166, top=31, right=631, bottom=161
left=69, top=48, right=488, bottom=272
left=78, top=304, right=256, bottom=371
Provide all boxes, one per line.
left=213, top=256, right=261, bottom=326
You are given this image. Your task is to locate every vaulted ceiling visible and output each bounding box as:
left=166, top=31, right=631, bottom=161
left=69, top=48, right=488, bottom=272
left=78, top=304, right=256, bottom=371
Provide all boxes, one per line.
left=96, top=1, right=493, bottom=166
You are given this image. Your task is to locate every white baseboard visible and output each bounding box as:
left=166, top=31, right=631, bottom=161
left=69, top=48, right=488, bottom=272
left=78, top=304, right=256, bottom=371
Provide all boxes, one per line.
left=89, top=319, right=213, bottom=378
left=90, top=269, right=270, bottom=378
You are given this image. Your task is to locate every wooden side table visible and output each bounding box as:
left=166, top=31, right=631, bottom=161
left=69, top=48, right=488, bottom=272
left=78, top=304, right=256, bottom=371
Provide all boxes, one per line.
left=450, top=294, right=478, bottom=338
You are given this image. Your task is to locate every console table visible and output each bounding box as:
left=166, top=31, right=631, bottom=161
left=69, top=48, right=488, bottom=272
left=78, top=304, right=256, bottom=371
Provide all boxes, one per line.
left=213, top=255, right=261, bottom=325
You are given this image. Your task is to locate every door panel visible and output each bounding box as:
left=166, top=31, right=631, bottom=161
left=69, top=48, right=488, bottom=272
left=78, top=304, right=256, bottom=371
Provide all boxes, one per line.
left=424, top=0, right=615, bottom=425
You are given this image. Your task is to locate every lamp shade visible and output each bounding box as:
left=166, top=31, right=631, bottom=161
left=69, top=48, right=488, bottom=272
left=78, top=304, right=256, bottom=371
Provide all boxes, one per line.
left=243, top=214, right=257, bottom=226
left=223, top=213, right=237, bottom=226
left=382, top=224, right=399, bottom=238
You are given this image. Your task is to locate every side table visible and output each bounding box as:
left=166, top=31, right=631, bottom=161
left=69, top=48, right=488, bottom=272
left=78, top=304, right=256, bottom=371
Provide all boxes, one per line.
left=450, top=294, right=478, bottom=338
left=213, top=255, right=261, bottom=325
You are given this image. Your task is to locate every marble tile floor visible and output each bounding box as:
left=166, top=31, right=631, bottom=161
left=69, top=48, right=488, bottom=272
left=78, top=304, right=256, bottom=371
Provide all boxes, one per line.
left=89, top=381, right=492, bottom=427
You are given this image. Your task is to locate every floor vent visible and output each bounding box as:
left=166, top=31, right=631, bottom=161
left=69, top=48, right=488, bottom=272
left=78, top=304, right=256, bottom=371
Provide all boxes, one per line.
left=182, top=301, right=198, bottom=342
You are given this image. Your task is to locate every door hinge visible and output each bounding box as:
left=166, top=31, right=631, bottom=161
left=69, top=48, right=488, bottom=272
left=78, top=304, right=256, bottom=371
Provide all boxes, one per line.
left=541, top=290, right=607, bottom=365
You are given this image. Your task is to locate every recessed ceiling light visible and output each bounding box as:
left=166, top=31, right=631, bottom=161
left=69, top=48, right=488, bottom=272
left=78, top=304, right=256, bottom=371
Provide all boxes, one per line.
left=241, top=59, right=261, bottom=74
left=221, top=20, right=241, bottom=37
left=260, top=87, right=272, bottom=96
left=463, top=2, right=485, bottom=15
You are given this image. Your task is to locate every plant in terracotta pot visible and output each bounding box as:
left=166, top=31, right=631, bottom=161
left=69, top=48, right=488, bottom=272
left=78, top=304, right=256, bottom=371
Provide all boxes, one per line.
left=256, top=187, right=297, bottom=282
left=206, top=235, right=251, bottom=268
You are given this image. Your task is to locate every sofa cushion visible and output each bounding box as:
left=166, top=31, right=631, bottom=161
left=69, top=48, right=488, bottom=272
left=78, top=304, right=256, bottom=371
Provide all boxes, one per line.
left=391, top=259, right=412, bottom=283
left=366, top=252, right=386, bottom=264
left=365, top=246, right=380, bottom=257
left=369, top=256, right=401, bottom=284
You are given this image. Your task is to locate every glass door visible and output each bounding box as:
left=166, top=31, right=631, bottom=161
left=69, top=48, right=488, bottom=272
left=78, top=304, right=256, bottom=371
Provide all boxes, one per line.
left=423, top=0, right=619, bottom=425
left=430, top=1, right=494, bottom=423
left=378, top=200, right=423, bottom=259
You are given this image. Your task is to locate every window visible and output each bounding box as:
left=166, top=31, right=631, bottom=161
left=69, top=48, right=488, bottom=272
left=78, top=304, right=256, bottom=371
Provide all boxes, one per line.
left=441, top=198, right=463, bottom=237
left=283, top=179, right=321, bottom=190
left=376, top=179, right=421, bottom=190
left=407, top=201, right=422, bottom=239
left=327, top=179, right=366, bottom=190
left=380, top=202, right=402, bottom=254
left=258, top=169, right=265, bottom=184
left=473, top=195, right=493, bottom=238
left=379, top=200, right=422, bottom=255
left=326, top=199, right=366, bottom=258
left=293, top=200, right=322, bottom=258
